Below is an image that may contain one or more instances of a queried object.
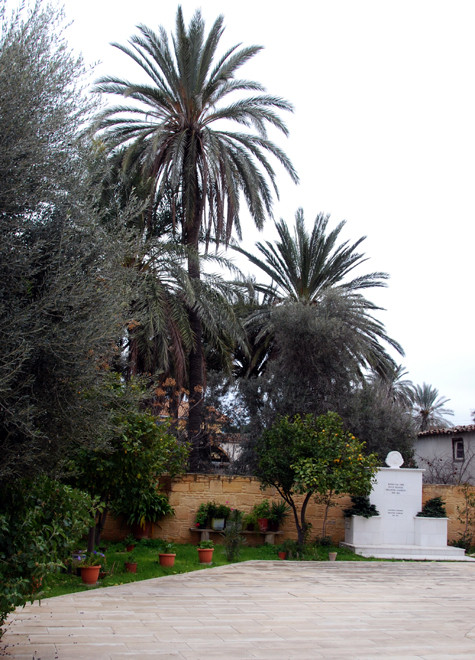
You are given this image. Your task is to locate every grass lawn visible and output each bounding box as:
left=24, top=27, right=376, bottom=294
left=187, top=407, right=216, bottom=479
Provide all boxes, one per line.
left=40, top=539, right=369, bottom=600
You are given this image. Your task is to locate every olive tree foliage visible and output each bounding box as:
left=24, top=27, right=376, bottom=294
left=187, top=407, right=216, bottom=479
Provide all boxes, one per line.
left=0, top=1, right=134, bottom=481
left=256, top=412, right=378, bottom=546
left=343, top=380, right=417, bottom=464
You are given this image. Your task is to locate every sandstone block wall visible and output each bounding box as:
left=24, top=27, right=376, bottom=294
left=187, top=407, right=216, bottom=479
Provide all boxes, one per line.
left=102, top=474, right=474, bottom=546
left=422, top=484, right=472, bottom=543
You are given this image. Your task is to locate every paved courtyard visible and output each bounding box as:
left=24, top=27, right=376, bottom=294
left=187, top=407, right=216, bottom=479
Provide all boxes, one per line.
left=2, top=560, right=475, bottom=659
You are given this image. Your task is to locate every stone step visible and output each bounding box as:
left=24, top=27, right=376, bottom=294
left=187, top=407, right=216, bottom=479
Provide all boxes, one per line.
left=340, top=542, right=475, bottom=561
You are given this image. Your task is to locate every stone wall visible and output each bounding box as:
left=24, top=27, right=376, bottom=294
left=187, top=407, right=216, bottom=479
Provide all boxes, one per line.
left=102, top=474, right=474, bottom=545
left=422, top=484, right=471, bottom=543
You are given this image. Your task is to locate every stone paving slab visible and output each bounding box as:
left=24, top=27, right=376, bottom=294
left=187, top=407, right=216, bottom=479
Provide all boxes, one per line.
left=2, top=561, right=475, bottom=659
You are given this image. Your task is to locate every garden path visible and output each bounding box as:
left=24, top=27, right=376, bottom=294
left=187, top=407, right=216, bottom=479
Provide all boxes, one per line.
left=2, top=560, right=475, bottom=658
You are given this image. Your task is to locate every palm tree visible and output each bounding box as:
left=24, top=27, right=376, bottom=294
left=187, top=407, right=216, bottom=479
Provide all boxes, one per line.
left=94, top=7, right=297, bottom=455
left=368, top=363, right=414, bottom=408
left=234, top=209, right=388, bottom=302
left=411, top=383, right=454, bottom=431
left=235, top=209, right=403, bottom=376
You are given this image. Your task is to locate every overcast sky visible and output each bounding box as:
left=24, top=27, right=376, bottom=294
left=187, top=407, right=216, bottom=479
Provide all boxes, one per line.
left=57, top=0, right=474, bottom=424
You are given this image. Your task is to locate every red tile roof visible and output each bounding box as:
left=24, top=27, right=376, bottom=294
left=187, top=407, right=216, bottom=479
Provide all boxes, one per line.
left=418, top=424, right=475, bottom=437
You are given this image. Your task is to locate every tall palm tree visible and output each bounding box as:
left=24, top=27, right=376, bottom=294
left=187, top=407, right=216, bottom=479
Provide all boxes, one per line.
left=235, top=209, right=403, bottom=376
left=411, top=383, right=454, bottom=431
left=94, top=7, right=297, bottom=455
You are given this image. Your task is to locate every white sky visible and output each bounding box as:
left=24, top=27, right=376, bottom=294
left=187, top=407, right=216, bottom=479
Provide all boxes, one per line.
left=57, top=0, right=474, bottom=424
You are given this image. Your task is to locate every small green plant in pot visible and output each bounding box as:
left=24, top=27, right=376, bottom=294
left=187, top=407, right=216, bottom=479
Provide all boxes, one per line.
left=252, top=499, right=272, bottom=532
left=197, top=539, right=214, bottom=564
left=243, top=510, right=258, bottom=531
left=124, top=534, right=136, bottom=551
left=209, top=502, right=231, bottom=530
left=268, top=500, right=290, bottom=531
left=125, top=550, right=138, bottom=573
left=158, top=540, right=176, bottom=567
left=278, top=539, right=299, bottom=559
left=194, top=503, right=210, bottom=529
left=78, top=551, right=105, bottom=585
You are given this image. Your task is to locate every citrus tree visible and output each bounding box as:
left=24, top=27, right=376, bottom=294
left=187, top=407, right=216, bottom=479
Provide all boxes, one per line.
left=256, top=412, right=378, bottom=545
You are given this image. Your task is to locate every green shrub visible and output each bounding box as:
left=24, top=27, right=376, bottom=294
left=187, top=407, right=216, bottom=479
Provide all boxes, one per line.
left=343, top=495, right=379, bottom=518
left=0, top=477, right=96, bottom=637
left=269, top=500, right=291, bottom=526
left=417, top=497, right=447, bottom=518
left=252, top=499, right=272, bottom=519
left=222, top=510, right=245, bottom=561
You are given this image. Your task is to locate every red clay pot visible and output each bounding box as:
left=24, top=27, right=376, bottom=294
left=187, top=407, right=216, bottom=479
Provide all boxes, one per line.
left=159, top=553, right=176, bottom=567
left=80, top=565, right=101, bottom=585
left=197, top=547, right=214, bottom=564
left=125, top=562, right=137, bottom=573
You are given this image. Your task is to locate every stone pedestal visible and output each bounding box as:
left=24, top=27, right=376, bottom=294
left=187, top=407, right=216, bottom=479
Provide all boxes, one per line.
left=341, top=451, right=470, bottom=561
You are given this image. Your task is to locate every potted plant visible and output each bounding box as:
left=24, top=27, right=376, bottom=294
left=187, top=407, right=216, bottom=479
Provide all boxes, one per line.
left=194, top=502, right=210, bottom=529
left=197, top=539, right=214, bottom=564
left=252, top=499, right=272, bottom=532
left=209, top=502, right=231, bottom=531
left=268, top=500, right=290, bottom=531
left=124, top=534, right=136, bottom=552
left=277, top=539, right=298, bottom=560
left=113, top=488, right=174, bottom=539
left=158, top=541, right=176, bottom=567
left=243, top=510, right=257, bottom=531
left=78, top=550, right=105, bottom=585
left=125, top=550, right=138, bottom=573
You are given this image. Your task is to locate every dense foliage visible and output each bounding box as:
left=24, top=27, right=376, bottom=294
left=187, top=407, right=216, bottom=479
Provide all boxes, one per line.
left=0, top=1, right=132, bottom=481
left=0, top=478, right=97, bottom=636
left=70, top=410, right=188, bottom=532
left=256, top=412, right=378, bottom=544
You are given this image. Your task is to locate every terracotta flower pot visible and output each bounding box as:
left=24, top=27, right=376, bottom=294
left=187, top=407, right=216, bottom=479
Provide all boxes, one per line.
left=125, top=562, right=137, bottom=573
left=257, top=517, right=269, bottom=532
left=197, top=547, right=214, bottom=564
left=159, top=553, right=176, bottom=567
left=278, top=551, right=287, bottom=560
left=328, top=552, right=337, bottom=562
left=126, top=544, right=135, bottom=552
left=80, top=565, right=101, bottom=585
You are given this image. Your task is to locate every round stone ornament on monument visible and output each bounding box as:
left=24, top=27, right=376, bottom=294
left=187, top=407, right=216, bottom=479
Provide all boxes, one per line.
left=385, top=451, right=404, bottom=468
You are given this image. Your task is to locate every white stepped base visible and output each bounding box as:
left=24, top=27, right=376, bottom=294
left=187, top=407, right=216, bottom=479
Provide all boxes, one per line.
left=340, top=542, right=474, bottom=561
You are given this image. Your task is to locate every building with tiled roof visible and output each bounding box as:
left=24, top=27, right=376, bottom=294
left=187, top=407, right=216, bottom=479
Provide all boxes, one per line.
left=415, top=425, right=475, bottom=484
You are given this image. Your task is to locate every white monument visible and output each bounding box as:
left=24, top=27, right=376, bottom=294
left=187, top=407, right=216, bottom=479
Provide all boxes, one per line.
left=342, top=451, right=470, bottom=560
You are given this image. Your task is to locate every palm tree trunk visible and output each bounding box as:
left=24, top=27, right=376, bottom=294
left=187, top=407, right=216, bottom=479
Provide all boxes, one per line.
left=186, top=212, right=205, bottom=470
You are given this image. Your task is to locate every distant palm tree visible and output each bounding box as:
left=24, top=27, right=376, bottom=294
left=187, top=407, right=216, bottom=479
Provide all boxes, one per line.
left=411, top=383, right=454, bottom=431
left=368, top=364, right=414, bottom=408
left=95, top=7, right=297, bottom=453
left=235, top=209, right=403, bottom=376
